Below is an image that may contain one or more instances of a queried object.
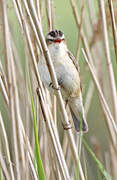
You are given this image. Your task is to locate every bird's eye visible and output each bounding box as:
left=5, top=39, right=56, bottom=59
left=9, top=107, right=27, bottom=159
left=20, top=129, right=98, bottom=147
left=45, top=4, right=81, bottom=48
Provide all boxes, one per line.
left=48, top=39, right=53, bottom=42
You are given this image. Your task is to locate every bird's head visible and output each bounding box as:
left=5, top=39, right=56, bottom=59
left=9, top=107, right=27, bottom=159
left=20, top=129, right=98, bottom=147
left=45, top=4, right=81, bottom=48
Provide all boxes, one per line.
left=46, top=30, right=65, bottom=45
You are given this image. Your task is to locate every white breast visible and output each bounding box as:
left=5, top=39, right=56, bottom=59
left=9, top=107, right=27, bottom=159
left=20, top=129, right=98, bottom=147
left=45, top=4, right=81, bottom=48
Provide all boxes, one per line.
left=38, top=42, right=67, bottom=87
left=38, top=42, right=80, bottom=98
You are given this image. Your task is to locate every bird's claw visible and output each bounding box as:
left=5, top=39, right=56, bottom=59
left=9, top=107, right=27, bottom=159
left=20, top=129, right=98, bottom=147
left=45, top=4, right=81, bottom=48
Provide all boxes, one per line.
left=62, top=122, right=72, bottom=130
left=49, top=82, right=60, bottom=90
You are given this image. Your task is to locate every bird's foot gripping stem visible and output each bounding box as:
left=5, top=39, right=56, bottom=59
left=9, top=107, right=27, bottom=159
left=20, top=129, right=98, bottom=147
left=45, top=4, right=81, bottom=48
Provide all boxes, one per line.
left=62, top=122, right=72, bottom=130
left=49, top=82, right=60, bottom=91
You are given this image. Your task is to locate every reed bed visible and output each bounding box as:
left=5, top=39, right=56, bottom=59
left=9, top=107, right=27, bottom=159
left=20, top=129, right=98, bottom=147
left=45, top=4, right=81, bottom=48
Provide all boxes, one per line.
left=0, top=0, right=117, bottom=179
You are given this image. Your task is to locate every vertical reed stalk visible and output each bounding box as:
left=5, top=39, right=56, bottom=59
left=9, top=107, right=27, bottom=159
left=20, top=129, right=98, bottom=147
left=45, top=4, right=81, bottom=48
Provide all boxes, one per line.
left=99, top=0, right=117, bottom=122
left=108, top=0, right=117, bottom=63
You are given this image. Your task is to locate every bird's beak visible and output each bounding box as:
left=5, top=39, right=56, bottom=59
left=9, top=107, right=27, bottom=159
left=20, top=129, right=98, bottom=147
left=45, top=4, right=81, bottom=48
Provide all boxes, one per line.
left=54, top=39, right=62, bottom=43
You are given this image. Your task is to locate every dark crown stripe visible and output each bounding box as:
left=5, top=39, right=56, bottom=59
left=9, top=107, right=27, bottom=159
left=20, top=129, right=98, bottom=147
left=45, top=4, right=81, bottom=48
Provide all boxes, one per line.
left=48, top=30, right=63, bottom=37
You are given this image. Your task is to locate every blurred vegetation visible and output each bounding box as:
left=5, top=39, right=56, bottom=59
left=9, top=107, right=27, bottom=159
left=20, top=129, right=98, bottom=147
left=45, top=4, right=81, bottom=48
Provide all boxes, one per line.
left=0, top=0, right=117, bottom=179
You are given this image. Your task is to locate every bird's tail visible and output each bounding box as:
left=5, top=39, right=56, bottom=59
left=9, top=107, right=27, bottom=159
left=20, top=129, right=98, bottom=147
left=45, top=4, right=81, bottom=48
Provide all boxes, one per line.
left=68, top=97, right=88, bottom=133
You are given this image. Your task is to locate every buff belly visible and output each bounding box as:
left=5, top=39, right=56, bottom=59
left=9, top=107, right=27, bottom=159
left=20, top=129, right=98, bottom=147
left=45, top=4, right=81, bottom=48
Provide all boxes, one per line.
left=38, top=59, right=80, bottom=99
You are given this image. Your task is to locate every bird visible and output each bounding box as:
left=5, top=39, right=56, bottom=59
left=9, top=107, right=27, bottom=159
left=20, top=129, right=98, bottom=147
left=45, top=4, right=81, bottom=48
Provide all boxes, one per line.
left=38, top=29, right=88, bottom=133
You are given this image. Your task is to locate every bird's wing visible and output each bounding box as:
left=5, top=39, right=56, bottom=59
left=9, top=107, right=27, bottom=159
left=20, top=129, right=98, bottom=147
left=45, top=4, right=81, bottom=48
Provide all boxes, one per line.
left=67, top=51, right=80, bottom=72
left=67, top=51, right=82, bottom=91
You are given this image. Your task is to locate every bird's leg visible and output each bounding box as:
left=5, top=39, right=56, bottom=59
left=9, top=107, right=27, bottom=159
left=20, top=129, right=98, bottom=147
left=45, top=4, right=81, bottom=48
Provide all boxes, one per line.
left=65, top=99, right=68, bottom=108
left=49, top=77, right=63, bottom=91
left=62, top=121, right=72, bottom=130
left=49, top=82, right=60, bottom=90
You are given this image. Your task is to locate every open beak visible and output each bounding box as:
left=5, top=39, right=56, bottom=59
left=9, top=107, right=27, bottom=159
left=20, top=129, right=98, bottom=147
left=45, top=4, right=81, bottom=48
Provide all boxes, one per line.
left=54, top=39, right=62, bottom=43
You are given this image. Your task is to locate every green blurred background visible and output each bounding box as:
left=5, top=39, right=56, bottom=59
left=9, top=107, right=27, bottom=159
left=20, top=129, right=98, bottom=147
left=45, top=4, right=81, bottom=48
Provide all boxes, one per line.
left=0, top=0, right=117, bottom=179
